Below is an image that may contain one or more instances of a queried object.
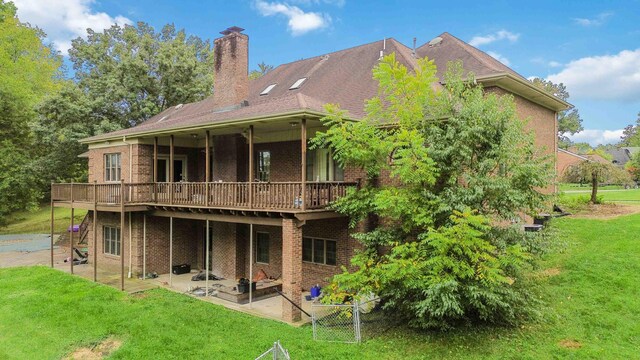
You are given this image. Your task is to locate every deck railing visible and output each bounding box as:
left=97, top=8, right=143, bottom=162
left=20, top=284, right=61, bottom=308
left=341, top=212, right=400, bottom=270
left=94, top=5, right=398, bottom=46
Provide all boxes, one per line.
left=51, top=181, right=357, bottom=211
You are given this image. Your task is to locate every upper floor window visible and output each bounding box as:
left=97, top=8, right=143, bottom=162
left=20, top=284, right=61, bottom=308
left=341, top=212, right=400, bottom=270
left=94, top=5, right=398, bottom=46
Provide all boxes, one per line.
left=104, top=153, right=121, bottom=182
left=306, top=148, right=344, bottom=181
left=257, top=150, right=271, bottom=182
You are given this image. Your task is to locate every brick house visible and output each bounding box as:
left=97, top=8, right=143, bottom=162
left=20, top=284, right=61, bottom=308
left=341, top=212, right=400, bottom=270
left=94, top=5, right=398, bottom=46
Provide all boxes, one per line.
left=51, top=27, right=569, bottom=322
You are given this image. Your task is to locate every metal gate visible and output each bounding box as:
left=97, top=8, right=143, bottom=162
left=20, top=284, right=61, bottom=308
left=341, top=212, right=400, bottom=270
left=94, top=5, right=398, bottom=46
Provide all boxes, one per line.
left=311, top=301, right=361, bottom=343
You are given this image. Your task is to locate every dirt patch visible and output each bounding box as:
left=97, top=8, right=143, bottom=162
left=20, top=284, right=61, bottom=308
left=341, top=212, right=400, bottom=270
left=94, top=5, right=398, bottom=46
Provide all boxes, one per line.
left=65, top=337, right=122, bottom=359
left=540, top=268, right=561, bottom=277
left=559, top=339, right=582, bottom=349
left=570, top=204, right=640, bottom=219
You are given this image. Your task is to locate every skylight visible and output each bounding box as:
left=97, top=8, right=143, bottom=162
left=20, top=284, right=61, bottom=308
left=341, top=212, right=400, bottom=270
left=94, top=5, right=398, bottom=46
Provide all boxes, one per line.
left=289, top=78, right=307, bottom=90
left=260, top=84, right=277, bottom=95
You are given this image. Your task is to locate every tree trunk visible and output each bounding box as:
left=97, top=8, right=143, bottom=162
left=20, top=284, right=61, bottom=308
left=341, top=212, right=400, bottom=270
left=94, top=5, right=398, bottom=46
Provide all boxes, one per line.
left=590, top=171, right=598, bottom=204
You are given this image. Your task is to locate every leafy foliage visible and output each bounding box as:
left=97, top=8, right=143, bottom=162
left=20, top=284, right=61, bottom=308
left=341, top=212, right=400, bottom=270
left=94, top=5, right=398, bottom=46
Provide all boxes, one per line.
left=620, top=112, right=640, bottom=147
left=249, top=61, right=274, bottom=80
left=562, top=160, right=631, bottom=203
left=530, top=78, right=583, bottom=148
left=0, top=1, right=61, bottom=225
left=314, top=54, right=552, bottom=329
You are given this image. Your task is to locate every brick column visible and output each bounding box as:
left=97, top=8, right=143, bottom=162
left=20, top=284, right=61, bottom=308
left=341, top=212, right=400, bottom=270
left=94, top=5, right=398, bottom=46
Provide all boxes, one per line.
left=282, top=218, right=303, bottom=322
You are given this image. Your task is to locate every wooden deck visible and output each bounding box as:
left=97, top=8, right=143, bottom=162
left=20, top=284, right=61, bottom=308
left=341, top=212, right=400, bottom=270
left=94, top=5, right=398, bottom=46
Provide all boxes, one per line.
left=51, top=181, right=356, bottom=212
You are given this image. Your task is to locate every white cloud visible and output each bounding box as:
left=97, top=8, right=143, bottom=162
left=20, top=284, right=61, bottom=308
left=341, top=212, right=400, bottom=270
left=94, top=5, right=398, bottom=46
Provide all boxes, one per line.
left=469, top=30, right=519, bottom=47
left=255, top=1, right=331, bottom=35
left=573, top=12, right=613, bottom=27
left=568, top=129, right=625, bottom=146
left=486, top=51, right=510, bottom=66
left=547, top=49, right=640, bottom=102
left=13, top=0, right=132, bottom=54
left=548, top=61, right=562, bottom=67
left=290, top=0, right=345, bottom=7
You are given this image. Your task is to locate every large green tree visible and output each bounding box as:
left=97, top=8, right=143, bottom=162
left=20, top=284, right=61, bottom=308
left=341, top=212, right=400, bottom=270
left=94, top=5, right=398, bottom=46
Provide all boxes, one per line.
left=35, top=22, right=215, bottom=190
left=619, top=112, right=640, bottom=147
left=0, top=1, right=61, bottom=225
left=314, top=55, right=552, bottom=329
left=530, top=78, right=583, bottom=148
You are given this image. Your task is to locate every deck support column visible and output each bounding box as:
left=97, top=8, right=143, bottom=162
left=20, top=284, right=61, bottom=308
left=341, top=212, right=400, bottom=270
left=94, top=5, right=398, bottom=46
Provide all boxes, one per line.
left=281, top=218, right=303, bottom=322
left=205, top=219, right=210, bottom=295
left=169, top=135, right=174, bottom=205
left=50, top=182, right=54, bottom=268
left=169, top=216, right=173, bottom=287
left=205, top=130, right=210, bottom=207
left=301, top=119, right=307, bottom=210
left=143, top=214, right=146, bottom=279
left=120, top=179, right=125, bottom=291
left=93, top=180, right=97, bottom=282
left=70, top=182, right=74, bottom=274
left=248, top=125, right=254, bottom=208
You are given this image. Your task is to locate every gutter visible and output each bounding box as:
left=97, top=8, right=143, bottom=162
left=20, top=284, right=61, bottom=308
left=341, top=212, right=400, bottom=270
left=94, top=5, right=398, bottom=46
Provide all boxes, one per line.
left=80, top=109, right=354, bottom=145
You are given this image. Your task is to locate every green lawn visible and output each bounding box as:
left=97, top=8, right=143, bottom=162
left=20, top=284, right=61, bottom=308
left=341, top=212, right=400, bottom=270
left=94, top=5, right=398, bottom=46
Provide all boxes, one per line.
left=1, top=214, right=639, bottom=358
left=558, top=183, right=626, bottom=192
left=559, top=188, right=640, bottom=204
left=0, top=205, right=87, bottom=235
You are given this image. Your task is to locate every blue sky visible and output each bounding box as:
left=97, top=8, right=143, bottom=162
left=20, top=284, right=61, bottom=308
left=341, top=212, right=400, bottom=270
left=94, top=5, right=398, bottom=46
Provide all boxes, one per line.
left=12, top=0, right=640, bottom=145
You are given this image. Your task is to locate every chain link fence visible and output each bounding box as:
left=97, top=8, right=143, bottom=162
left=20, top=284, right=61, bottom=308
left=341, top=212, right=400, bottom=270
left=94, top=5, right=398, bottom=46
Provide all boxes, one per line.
left=255, top=340, right=290, bottom=360
left=311, top=301, right=362, bottom=343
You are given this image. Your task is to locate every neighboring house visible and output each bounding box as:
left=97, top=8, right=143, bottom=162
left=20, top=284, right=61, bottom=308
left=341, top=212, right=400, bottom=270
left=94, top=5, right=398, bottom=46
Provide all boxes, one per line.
left=50, top=27, right=569, bottom=323
left=608, top=147, right=640, bottom=167
left=557, top=148, right=610, bottom=179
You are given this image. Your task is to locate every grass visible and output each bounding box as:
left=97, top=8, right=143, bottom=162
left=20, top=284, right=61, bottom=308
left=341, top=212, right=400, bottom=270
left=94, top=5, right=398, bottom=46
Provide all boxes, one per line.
left=0, top=205, right=87, bottom=235
left=558, top=183, right=626, bottom=191
left=559, top=188, right=640, bottom=204
left=1, top=214, right=640, bottom=358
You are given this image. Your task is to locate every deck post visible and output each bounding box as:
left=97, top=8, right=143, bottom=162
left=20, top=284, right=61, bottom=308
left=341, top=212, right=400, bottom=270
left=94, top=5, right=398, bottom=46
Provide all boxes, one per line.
left=205, top=219, right=210, bottom=296
left=70, top=182, right=74, bottom=274
left=120, top=179, right=125, bottom=291
left=205, top=130, right=210, bottom=207
left=301, top=119, right=307, bottom=211
left=169, top=216, right=173, bottom=286
left=50, top=182, right=54, bottom=268
left=93, top=180, right=97, bottom=282
left=249, top=223, right=253, bottom=308
left=143, top=214, right=146, bottom=280
left=281, top=218, right=303, bottom=322
left=248, top=125, right=254, bottom=208
left=169, top=135, right=174, bottom=205
left=153, top=136, right=158, bottom=203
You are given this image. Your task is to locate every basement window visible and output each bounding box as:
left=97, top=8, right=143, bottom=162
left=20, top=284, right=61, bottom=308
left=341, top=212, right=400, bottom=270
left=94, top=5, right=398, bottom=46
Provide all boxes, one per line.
left=289, top=77, right=307, bottom=90
left=303, top=237, right=337, bottom=266
left=103, top=226, right=121, bottom=257
left=260, top=84, right=277, bottom=95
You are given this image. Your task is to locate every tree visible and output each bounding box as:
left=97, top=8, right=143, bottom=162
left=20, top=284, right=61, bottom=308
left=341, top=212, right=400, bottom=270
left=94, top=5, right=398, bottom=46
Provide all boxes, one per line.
left=249, top=61, right=274, bottom=80
left=35, top=22, right=215, bottom=191
left=0, top=1, right=61, bottom=225
left=313, top=55, right=552, bottom=329
left=530, top=78, right=583, bottom=148
left=563, top=160, right=631, bottom=203
left=619, top=112, right=640, bottom=146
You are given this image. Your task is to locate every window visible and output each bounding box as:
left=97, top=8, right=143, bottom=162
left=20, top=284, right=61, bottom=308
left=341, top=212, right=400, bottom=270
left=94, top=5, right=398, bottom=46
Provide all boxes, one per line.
left=306, top=148, right=344, bottom=181
left=289, top=77, right=307, bottom=90
left=303, top=237, right=337, bottom=265
left=256, top=232, right=269, bottom=264
left=103, top=226, right=121, bottom=256
left=260, top=84, right=277, bottom=95
left=257, top=150, right=271, bottom=182
left=104, top=153, right=121, bottom=182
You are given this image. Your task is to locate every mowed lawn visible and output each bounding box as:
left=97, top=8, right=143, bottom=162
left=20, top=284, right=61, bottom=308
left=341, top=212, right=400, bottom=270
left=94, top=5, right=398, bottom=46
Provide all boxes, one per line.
left=1, top=214, right=639, bottom=359
left=0, top=205, right=87, bottom=235
left=560, top=188, right=640, bottom=204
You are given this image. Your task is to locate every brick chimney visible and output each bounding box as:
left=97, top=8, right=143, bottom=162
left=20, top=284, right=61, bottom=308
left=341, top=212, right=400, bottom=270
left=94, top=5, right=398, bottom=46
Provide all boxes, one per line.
left=213, top=26, right=249, bottom=109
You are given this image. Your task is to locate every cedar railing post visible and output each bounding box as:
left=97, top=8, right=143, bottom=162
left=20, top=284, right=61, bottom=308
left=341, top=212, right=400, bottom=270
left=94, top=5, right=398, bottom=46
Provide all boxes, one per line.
left=93, top=180, right=97, bottom=282
left=153, top=136, right=158, bottom=203
left=169, top=135, right=174, bottom=205
left=50, top=182, right=54, bottom=268
left=70, top=182, right=74, bottom=274
left=205, top=130, right=210, bottom=207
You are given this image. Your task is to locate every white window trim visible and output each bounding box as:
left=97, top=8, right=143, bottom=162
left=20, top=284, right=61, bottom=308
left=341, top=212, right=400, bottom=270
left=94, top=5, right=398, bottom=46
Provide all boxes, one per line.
left=157, top=154, right=188, bottom=182
left=104, top=153, right=122, bottom=183
left=303, top=236, right=337, bottom=266
left=103, top=226, right=121, bottom=257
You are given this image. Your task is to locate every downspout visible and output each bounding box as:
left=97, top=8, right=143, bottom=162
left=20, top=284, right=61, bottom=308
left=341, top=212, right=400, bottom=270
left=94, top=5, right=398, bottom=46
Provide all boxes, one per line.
left=123, top=136, right=133, bottom=278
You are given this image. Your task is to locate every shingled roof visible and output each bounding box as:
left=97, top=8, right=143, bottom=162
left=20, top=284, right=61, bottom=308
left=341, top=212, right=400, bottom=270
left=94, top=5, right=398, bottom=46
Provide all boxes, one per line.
left=83, top=32, right=564, bottom=143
